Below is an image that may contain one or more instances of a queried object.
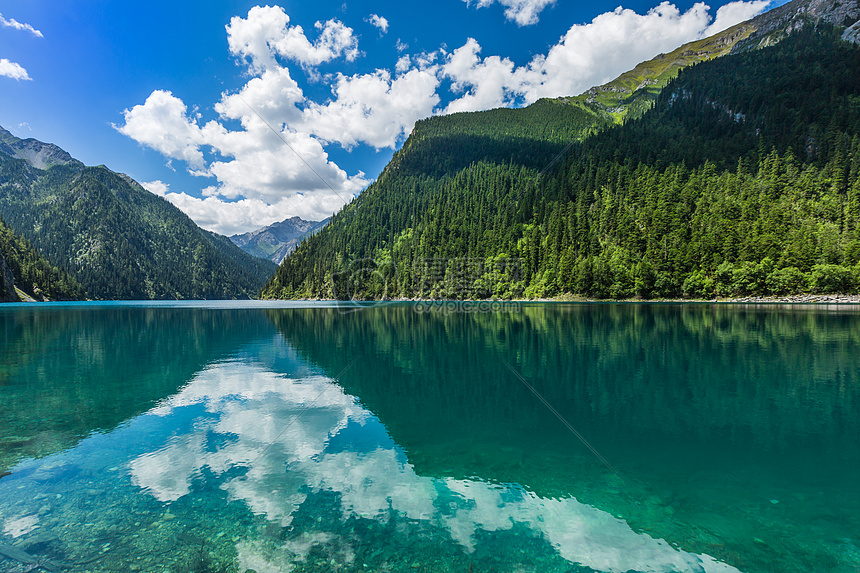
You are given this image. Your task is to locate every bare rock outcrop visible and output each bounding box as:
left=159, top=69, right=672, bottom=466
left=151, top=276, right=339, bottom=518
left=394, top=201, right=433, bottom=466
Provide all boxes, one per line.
left=0, top=126, right=82, bottom=170
left=844, top=19, right=860, bottom=42
left=732, top=0, right=860, bottom=52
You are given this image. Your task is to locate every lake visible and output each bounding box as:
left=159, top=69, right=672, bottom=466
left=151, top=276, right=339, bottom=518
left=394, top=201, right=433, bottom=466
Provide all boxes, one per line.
left=0, top=301, right=858, bottom=572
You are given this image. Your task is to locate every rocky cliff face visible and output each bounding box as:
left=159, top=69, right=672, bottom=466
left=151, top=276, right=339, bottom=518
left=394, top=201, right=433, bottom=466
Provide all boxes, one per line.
left=732, top=0, right=860, bottom=52
left=844, top=19, right=860, bottom=42
left=0, top=127, right=82, bottom=170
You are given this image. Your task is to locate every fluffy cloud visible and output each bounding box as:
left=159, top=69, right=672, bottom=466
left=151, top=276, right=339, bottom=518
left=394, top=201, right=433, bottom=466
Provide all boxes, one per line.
left=141, top=177, right=362, bottom=238
left=298, top=67, right=440, bottom=149
left=465, top=0, right=557, bottom=26
left=156, top=194, right=349, bottom=237
left=119, top=87, right=367, bottom=227
left=227, top=5, right=358, bottom=71
left=140, top=180, right=170, bottom=196
left=119, top=2, right=773, bottom=235
left=0, top=58, right=30, bottom=81
left=395, top=55, right=412, bottom=74
left=443, top=1, right=772, bottom=112
left=704, top=0, right=772, bottom=36
left=366, top=14, right=389, bottom=34
left=443, top=39, right=517, bottom=113
left=128, top=357, right=743, bottom=573
left=0, top=13, right=42, bottom=38
left=118, top=91, right=208, bottom=169
left=119, top=6, right=438, bottom=234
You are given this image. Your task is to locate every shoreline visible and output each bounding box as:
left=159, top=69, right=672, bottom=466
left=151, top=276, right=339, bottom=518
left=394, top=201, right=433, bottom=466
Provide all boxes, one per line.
left=277, top=294, right=860, bottom=304
left=6, top=295, right=860, bottom=305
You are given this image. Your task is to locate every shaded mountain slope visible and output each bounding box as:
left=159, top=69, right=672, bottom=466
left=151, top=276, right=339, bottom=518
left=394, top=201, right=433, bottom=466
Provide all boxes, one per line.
left=261, top=98, right=612, bottom=299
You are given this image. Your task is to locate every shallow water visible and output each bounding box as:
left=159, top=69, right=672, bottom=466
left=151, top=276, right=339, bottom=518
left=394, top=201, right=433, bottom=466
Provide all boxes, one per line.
left=0, top=302, right=858, bottom=572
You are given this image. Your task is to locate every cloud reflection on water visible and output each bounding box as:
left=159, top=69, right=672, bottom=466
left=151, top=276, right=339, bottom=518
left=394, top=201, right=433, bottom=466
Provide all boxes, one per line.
left=129, top=359, right=739, bottom=573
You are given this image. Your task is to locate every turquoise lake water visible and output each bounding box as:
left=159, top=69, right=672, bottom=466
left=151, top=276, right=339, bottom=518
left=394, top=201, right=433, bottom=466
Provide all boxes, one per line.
left=0, top=302, right=858, bottom=572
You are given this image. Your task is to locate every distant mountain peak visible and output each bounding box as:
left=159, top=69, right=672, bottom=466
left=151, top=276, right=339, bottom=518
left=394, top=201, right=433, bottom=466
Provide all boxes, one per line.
left=230, top=217, right=330, bottom=264
left=0, top=125, right=82, bottom=170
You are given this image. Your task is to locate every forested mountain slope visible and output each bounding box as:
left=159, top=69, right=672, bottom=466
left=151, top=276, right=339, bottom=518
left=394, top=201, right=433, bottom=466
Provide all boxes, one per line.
left=263, top=24, right=860, bottom=300
left=0, top=218, right=84, bottom=301
left=0, top=128, right=276, bottom=300
left=261, top=98, right=612, bottom=299
left=534, top=26, right=860, bottom=299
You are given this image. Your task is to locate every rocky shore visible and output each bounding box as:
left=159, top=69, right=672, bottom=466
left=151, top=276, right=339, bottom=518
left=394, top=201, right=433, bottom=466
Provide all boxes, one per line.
left=561, top=295, right=860, bottom=304
left=703, top=295, right=860, bottom=304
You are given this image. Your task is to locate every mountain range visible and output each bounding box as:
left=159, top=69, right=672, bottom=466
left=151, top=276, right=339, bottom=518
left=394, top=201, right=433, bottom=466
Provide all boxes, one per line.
left=262, top=0, right=860, bottom=300
left=0, top=127, right=277, bottom=300
left=2, top=0, right=858, bottom=302
left=230, top=217, right=329, bottom=264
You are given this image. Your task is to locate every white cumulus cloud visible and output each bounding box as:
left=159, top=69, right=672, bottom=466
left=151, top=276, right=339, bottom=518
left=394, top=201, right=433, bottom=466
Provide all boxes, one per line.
left=704, top=0, right=772, bottom=36
left=0, top=58, right=30, bottom=81
left=117, top=6, right=438, bottom=234
left=0, top=13, right=43, bottom=38
left=395, top=55, right=412, bottom=74
left=443, top=0, right=772, bottom=112
left=298, top=67, right=441, bottom=149
left=118, top=1, right=774, bottom=235
left=141, top=180, right=171, bottom=196
left=227, top=5, right=358, bottom=71
left=150, top=193, right=349, bottom=238
left=464, top=0, right=557, bottom=26
left=443, top=39, right=517, bottom=113
left=141, top=180, right=353, bottom=237
left=118, top=86, right=368, bottom=233
left=366, top=14, right=389, bottom=34
left=118, top=91, right=208, bottom=169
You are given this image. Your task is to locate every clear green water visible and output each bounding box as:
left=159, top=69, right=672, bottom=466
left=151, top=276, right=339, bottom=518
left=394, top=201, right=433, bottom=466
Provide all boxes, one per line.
left=0, top=302, right=858, bottom=573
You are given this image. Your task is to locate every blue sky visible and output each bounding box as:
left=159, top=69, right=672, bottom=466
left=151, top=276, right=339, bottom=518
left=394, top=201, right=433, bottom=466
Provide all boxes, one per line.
left=0, top=0, right=780, bottom=235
